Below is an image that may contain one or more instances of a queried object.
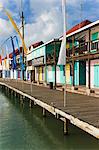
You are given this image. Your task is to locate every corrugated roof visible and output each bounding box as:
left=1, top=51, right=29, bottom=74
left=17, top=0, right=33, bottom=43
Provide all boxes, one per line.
left=60, top=20, right=99, bottom=40
left=66, top=20, right=91, bottom=35
left=60, top=20, right=92, bottom=39
left=29, top=41, right=44, bottom=49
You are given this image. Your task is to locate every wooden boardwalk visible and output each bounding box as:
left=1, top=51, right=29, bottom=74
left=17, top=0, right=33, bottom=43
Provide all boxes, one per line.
left=0, top=79, right=99, bottom=139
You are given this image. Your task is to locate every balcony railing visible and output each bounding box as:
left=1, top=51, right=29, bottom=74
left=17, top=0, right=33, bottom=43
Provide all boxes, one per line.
left=66, top=41, right=99, bottom=57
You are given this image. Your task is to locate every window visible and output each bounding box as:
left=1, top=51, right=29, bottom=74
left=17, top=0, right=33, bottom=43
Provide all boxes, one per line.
left=91, top=42, right=98, bottom=50
left=91, top=32, right=98, bottom=41
left=70, top=64, right=73, bottom=76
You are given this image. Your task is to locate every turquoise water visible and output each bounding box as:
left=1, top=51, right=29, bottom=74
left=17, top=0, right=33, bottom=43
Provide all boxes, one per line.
left=0, top=90, right=99, bottom=150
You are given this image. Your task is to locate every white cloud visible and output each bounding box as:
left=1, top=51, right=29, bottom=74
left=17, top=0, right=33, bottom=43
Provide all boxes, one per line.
left=24, top=7, right=63, bottom=46
left=0, top=0, right=84, bottom=47
left=0, top=18, right=14, bottom=39
left=0, top=0, right=98, bottom=51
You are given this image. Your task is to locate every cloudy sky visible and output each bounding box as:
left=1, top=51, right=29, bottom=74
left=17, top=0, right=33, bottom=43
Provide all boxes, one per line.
left=0, top=0, right=99, bottom=53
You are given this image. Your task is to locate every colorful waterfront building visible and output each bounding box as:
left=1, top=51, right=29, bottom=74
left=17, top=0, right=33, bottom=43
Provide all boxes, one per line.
left=1, top=19, right=99, bottom=91
left=1, top=55, right=10, bottom=79
left=9, top=47, right=23, bottom=80
left=26, top=19, right=99, bottom=88
left=26, top=41, right=44, bottom=81
left=26, top=39, right=65, bottom=87
left=64, top=20, right=99, bottom=89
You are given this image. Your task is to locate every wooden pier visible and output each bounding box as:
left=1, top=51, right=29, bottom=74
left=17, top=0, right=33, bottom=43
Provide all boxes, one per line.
left=0, top=79, right=99, bottom=139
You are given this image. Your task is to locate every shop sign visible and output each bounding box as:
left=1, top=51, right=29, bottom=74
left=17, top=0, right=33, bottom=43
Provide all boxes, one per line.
left=32, top=57, right=44, bottom=65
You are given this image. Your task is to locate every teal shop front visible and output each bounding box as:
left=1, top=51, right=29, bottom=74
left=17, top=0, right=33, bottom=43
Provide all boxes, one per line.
left=94, top=64, right=99, bottom=87
left=74, top=61, right=86, bottom=86
left=46, top=65, right=65, bottom=84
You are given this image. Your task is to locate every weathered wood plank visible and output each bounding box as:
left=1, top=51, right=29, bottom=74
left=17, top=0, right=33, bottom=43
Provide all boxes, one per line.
left=0, top=80, right=99, bottom=139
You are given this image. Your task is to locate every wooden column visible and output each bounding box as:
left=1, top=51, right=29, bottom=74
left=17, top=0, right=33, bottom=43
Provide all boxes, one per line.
left=44, top=45, right=47, bottom=85
left=14, top=92, right=17, bottom=97
left=29, top=100, right=33, bottom=108
left=72, top=36, right=75, bottom=87
left=20, top=95, right=24, bottom=105
left=43, top=108, right=46, bottom=117
left=88, top=29, right=91, bottom=89
left=55, top=113, right=60, bottom=119
left=64, top=118, right=69, bottom=135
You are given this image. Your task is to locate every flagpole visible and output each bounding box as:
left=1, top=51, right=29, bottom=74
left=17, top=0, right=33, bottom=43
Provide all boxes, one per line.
left=62, top=0, right=66, bottom=107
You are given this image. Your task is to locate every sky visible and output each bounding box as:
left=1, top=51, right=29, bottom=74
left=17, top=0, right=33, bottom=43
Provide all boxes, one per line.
left=0, top=0, right=99, bottom=54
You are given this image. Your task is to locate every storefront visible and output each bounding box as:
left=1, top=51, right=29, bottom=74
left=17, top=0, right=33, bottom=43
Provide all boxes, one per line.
left=33, top=56, right=45, bottom=83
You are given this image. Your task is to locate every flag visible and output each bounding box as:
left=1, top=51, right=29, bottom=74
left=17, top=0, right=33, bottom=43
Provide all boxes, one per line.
left=16, top=36, right=20, bottom=53
left=0, top=55, right=2, bottom=65
left=6, top=45, right=9, bottom=70
left=20, top=53, right=24, bottom=70
left=11, top=38, right=16, bottom=70
left=4, top=57, right=7, bottom=69
left=4, top=9, right=27, bottom=54
left=13, top=49, right=16, bottom=70
left=16, top=37, right=25, bottom=71
left=57, top=0, right=66, bottom=65
left=13, top=52, right=16, bottom=69
left=57, top=38, right=66, bottom=65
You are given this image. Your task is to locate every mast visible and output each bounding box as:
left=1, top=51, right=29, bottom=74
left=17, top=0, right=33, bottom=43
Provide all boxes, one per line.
left=21, top=0, right=25, bottom=80
left=62, top=0, right=66, bottom=107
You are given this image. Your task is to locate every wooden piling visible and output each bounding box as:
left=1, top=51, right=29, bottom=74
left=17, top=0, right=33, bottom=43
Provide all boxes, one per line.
left=43, top=108, right=46, bottom=117
left=20, top=95, right=24, bottom=105
left=14, top=92, right=17, bottom=97
left=29, top=100, right=33, bottom=108
left=55, top=113, right=60, bottom=119
left=64, top=118, right=69, bottom=135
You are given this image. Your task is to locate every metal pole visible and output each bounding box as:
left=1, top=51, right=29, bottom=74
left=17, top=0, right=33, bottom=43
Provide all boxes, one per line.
left=21, top=0, right=25, bottom=81
left=21, top=1, right=25, bottom=93
left=62, top=0, right=66, bottom=107
left=54, top=40, right=57, bottom=89
left=11, top=36, right=15, bottom=79
left=88, top=29, right=91, bottom=89
left=21, top=11, right=24, bottom=80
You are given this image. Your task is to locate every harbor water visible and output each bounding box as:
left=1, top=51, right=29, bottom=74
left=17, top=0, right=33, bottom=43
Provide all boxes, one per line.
left=0, top=90, right=99, bottom=150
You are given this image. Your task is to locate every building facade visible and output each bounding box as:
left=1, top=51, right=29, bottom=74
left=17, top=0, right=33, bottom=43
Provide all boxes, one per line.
left=65, top=20, right=99, bottom=89
left=1, top=19, right=99, bottom=91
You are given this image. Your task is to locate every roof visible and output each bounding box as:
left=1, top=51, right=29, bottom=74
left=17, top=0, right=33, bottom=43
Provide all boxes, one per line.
left=60, top=19, right=99, bottom=40
left=9, top=47, right=22, bottom=58
left=29, top=41, right=44, bottom=50
left=66, top=20, right=91, bottom=35
left=27, top=20, right=96, bottom=56
left=27, top=39, right=55, bottom=55
left=60, top=20, right=91, bottom=39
